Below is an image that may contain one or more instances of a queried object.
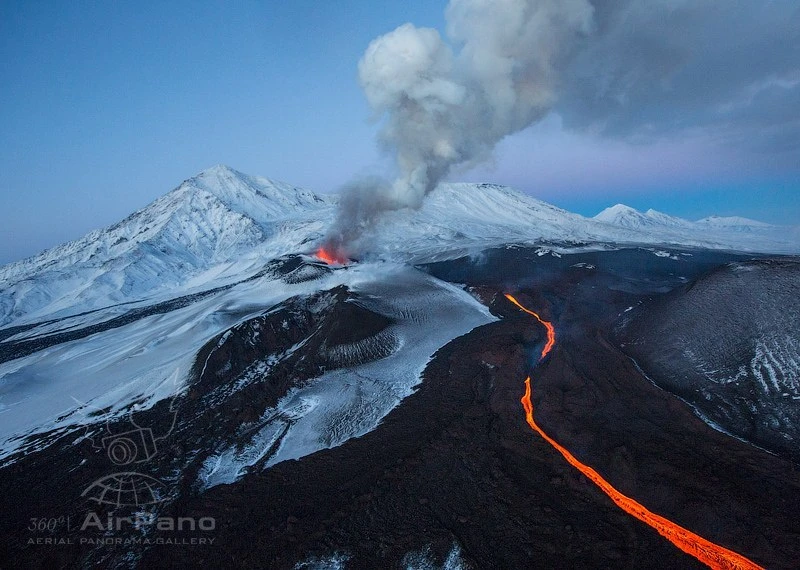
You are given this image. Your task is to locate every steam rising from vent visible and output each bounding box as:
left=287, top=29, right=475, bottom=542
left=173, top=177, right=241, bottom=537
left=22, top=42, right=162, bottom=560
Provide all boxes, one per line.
left=323, top=0, right=594, bottom=256
left=321, top=0, right=800, bottom=257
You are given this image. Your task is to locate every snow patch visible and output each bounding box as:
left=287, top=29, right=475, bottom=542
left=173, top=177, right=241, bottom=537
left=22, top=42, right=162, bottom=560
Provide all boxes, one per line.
left=197, top=267, right=495, bottom=489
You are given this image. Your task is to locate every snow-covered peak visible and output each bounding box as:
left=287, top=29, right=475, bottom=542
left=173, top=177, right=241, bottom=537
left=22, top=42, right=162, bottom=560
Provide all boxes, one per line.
left=175, top=165, right=333, bottom=222
left=426, top=182, right=574, bottom=221
left=594, top=204, right=661, bottom=229
left=595, top=203, right=778, bottom=234
left=593, top=202, right=796, bottom=253
left=596, top=203, right=638, bottom=219
left=0, top=167, right=333, bottom=326
left=596, top=204, right=697, bottom=230
left=1, top=167, right=331, bottom=281
left=373, top=183, right=625, bottom=262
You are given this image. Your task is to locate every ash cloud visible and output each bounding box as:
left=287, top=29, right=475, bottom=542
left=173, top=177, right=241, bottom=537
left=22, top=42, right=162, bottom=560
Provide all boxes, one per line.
left=558, top=1, right=800, bottom=147
left=324, top=0, right=800, bottom=256
left=325, top=0, right=594, bottom=255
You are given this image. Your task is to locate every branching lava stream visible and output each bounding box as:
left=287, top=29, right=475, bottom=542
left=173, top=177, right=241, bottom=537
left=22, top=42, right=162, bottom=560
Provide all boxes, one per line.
left=504, top=293, right=762, bottom=570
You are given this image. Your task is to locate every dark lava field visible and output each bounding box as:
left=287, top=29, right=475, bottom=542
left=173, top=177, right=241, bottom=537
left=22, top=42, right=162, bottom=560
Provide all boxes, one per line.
left=2, top=247, right=799, bottom=569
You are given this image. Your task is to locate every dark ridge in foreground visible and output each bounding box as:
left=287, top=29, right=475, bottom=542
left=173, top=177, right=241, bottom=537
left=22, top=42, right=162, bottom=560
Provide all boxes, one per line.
left=620, top=258, right=800, bottom=461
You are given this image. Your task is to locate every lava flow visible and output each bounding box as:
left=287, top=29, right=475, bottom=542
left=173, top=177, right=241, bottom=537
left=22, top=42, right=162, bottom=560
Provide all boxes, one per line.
left=504, top=293, right=555, bottom=360
left=505, top=293, right=762, bottom=570
left=315, top=246, right=349, bottom=265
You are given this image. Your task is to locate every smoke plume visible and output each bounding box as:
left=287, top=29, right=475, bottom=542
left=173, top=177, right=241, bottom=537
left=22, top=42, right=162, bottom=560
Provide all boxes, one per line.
left=323, top=0, right=594, bottom=256
left=322, top=0, right=800, bottom=257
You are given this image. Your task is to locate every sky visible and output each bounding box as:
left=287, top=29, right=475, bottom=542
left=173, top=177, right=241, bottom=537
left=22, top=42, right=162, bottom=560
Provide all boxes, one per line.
left=1, top=0, right=798, bottom=264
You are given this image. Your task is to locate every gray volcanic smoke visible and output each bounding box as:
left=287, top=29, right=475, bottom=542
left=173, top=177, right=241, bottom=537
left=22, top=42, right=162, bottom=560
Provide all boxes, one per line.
left=321, top=0, right=800, bottom=258
left=323, top=0, right=594, bottom=256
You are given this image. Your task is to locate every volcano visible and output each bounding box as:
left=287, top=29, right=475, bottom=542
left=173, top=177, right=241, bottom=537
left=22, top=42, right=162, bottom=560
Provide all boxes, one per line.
left=0, top=167, right=798, bottom=569
left=315, top=246, right=351, bottom=266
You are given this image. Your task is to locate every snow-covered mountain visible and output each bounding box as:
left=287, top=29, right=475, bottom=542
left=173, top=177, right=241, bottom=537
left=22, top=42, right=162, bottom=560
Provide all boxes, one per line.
left=695, top=215, right=773, bottom=231
left=594, top=204, right=692, bottom=229
left=594, top=203, right=795, bottom=250
left=0, top=166, right=333, bottom=326
left=594, top=203, right=776, bottom=231
left=1, top=166, right=798, bottom=329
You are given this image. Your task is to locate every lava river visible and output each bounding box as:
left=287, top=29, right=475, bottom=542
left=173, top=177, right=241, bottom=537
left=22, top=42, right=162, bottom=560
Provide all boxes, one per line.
left=504, top=293, right=762, bottom=570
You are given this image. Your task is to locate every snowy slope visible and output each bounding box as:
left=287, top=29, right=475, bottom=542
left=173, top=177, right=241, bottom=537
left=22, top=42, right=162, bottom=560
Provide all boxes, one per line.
left=0, top=166, right=333, bottom=327
left=1, top=167, right=798, bottom=330
left=0, top=260, right=493, bottom=468
left=1, top=165, right=798, bottom=480
left=198, top=265, right=494, bottom=488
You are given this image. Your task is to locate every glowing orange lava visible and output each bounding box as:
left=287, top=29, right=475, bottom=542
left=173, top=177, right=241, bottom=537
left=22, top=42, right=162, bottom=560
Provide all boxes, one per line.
left=504, top=294, right=554, bottom=360
left=315, top=246, right=348, bottom=265
left=506, top=293, right=762, bottom=570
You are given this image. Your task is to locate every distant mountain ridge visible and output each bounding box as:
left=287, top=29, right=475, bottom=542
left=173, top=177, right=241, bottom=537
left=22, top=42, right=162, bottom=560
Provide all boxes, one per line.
left=594, top=203, right=772, bottom=230
left=0, top=166, right=797, bottom=328
left=592, top=202, right=794, bottom=245
left=696, top=215, right=773, bottom=230
left=594, top=204, right=691, bottom=229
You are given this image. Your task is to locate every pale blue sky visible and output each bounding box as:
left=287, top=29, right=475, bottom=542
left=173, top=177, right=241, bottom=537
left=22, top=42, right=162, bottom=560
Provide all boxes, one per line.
left=1, top=1, right=798, bottom=264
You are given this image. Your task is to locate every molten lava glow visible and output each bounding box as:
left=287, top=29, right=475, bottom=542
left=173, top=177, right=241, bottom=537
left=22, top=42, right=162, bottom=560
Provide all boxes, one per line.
left=504, top=294, right=555, bottom=360
left=315, top=246, right=348, bottom=265
left=507, top=294, right=762, bottom=570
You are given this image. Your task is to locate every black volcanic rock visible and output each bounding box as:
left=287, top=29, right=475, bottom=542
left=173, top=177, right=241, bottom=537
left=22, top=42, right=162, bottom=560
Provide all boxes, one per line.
left=619, top=258, right=800, bottom=461
left=144, top=316, right=711, bottom=569
left=191, top=284, right=396, bottom=409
